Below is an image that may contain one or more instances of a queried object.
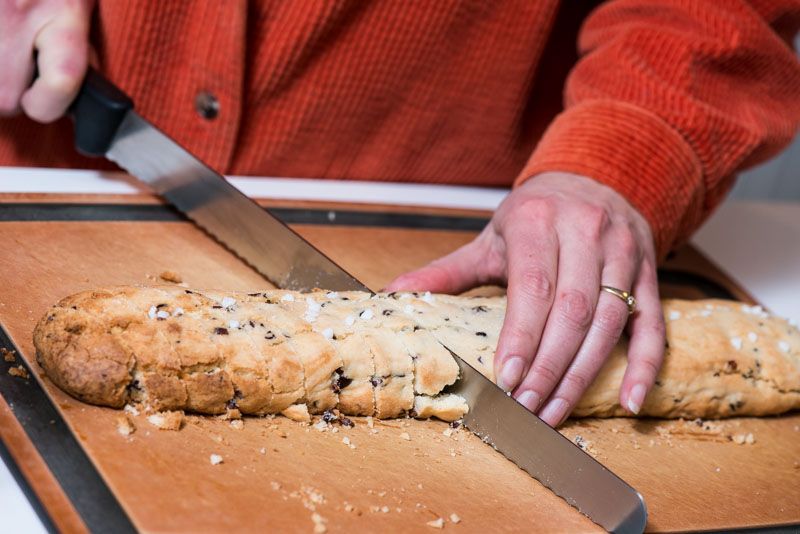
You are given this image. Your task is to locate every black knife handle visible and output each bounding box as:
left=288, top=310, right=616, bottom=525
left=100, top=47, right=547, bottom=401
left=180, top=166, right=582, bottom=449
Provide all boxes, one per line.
left=70, top=67, right=134, bottom=157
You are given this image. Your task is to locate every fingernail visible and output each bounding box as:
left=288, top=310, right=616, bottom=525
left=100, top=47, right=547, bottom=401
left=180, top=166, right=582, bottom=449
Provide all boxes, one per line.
left=539, top=398, right=570, bottom=427
left=498, top=357, right=525, bottom=391
left=627, top=383, right=646, bottom=414
left=517, top=390, right=542, bottom=412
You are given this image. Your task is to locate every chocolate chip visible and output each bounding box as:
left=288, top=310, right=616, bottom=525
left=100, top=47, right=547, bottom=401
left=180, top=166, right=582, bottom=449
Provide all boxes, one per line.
left=212, top=305, right=223, bottom=309
left=340, top=417, right=354, bottom=427
left=156, top=303, right=168, bottom=309
left=726, top=360, right=738, bottom=372
left=413, top=325, right=421, bottom=331
left=247, top=293, right=261, bottom=297
left=477, top=356, right=484, bottom=364
left=370, top=376, right=384, bottom=387
left=331, top=369, right=353, bottom=393
left=387, top=292, right=397, bottom=299
left=248, top=320, right=255, bottom=328
left=450, top=420, right=461, bottom=429
left=471, top=305, right=488, bottom=313
left=475, top=331, right=487, bottom=337
left=322, top=410, right=337, bottom=423
left=265, top=331, right=276, bottom=340
left=214, top=327, right=229, bottom=335
left=382, top=309, right=393, bottom=316
left=185, top=289, right=194, bottom=294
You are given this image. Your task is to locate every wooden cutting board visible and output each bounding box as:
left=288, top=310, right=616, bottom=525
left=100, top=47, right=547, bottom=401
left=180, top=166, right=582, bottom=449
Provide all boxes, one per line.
left=0, top=196, right=798, bottom=533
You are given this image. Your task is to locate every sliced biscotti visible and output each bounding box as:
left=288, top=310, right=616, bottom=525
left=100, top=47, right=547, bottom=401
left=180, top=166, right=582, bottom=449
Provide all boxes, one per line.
left=34, top=287, right=800, bottom=422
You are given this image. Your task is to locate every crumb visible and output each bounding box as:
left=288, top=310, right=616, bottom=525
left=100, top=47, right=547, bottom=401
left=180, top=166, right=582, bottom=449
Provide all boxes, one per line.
left=381, top=506, right=390, bottom=513
left=417, top=483, right=423, bottom=490
left=218, top=407, right=241, bottom=420
left=124, top=404, right=140, bottom=416
left=282, top=404, right=311, bottom=423
left=442, top=428, right=453, bottom=438
left=159, top=270, right=183, bottom=283
left=230, top=419, right=244, bottom=430
left=450, top=513, right=461, bottom=524
left=342, top=436, right=356, bottom=449
left=427, top=517, right=445, bottom=529
left=344, top=503, right=355, bottom=512
left=311, top=512, right=327, bottom=533
left=8, top=365, right=29, bottom=379
left=366, top=416, right=374, bottom=429
left=715, top=467, right=721, bottom=472
left=147, top=411, right=184, bottom=430
left=370, top=428, right=379, bottom=434
left=313, top=419, right=329, bottom=432
left=210, top=454, right=223, bottom=465
left=1, top=348, right=15, bottom=362
left=732, top=433, right=755, bottom=445
left=400, top=432, right=411, bottom=441
left=116, top=414, right=135, bottom=436
left=632, top=441, right=641, bottom=450
left=270, top=481, right=281, bottom=490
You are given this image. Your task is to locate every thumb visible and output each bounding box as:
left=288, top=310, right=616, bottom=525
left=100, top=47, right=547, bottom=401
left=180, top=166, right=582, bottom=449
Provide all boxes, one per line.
left=383, top=237, right=490, bottom=294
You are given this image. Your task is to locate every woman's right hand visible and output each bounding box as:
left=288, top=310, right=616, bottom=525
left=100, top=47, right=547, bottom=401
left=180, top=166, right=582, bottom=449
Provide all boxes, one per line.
left=0, top=0, right=94, bottom=123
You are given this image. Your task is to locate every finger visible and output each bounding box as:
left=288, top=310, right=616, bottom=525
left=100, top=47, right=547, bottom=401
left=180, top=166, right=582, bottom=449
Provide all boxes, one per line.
left=493, top=214, right=558, bottom=393
left=513, top=224, right=602, bottom=420
left=537, top=233, right=639, bottom=426
left=619, top=258, right=665, bottom=414
left=0, top=30, right=35, bottom=116
left=383, top=230, right=499, bottom=293
left=21, top=14, right=89, bottom=123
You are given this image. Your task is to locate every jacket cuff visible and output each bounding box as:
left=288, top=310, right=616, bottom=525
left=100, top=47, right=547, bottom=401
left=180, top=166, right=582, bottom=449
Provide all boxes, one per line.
left=517, top=100, right=703, bottom=260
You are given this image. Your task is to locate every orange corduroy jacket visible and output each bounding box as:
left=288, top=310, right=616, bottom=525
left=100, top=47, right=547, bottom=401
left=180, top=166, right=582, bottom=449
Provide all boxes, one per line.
left=1, top=1, right=799, bottom=259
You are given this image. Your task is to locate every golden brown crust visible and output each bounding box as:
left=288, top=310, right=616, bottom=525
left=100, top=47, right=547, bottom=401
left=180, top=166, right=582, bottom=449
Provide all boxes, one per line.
left=33, top=288, right=800, bottom=421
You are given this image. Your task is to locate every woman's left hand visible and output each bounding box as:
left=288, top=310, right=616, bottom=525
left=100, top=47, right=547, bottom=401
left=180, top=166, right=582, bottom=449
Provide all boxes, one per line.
left=385, top=171, right=666, bottom=426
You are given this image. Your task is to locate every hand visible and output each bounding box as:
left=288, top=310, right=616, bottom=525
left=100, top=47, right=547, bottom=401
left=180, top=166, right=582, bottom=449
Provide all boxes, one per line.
left=386, top=172, right=666, bottom=426
left=0, top=0, right=94, bottom=122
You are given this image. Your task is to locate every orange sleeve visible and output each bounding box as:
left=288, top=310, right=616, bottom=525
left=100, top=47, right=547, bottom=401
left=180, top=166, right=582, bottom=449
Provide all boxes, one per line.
left=517, top=0, right=800, bottom=259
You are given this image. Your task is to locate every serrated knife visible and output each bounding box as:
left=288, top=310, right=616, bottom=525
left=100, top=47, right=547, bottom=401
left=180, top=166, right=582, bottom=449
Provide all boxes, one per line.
left=70, top=68, right=647, bottom=533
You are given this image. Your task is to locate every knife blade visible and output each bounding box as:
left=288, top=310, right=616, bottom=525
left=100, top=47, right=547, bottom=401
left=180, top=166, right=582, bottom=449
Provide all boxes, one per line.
left=70, top=69, right=646, bottom=533
left=71, top=69, right=368, bottom=292
left=445, top=353, right=647, bottom=533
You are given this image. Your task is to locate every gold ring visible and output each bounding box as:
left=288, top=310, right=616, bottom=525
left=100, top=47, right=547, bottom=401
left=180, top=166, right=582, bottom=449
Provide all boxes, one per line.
left=600, top=285, right=636, bottom=315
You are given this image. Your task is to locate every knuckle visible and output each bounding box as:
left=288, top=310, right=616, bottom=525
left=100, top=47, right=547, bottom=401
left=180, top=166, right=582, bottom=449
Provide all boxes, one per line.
left=560, top=371, right=591, bottom=395
left=556, top=289, right=594, bottom=330
left=516, top=197, right=556, bottom=221
left=593, top=302, right=628, bottom=335
left=500, top=324, right=536, bottom=354
left=579, top=205, right=610, bottom=239
left=517, top=267, right=554, bottom=303
left=636, top=354, right=662, bottom=377
left=531, top=359, right=561, bottom=386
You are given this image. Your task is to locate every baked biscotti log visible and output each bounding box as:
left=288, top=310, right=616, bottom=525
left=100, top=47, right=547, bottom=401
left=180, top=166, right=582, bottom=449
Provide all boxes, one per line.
left=33, top=286, right=800, bottom=421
